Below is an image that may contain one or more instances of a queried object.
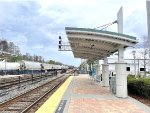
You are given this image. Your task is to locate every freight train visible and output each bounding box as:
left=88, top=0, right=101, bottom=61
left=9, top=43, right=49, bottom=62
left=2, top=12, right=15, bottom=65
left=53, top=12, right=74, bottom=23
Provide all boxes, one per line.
left=0, top=60, right=68, bottom=75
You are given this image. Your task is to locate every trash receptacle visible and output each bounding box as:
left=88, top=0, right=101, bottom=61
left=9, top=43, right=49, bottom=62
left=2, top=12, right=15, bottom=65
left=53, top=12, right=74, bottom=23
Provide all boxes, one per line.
left=110, top=76, right=116, bottom=94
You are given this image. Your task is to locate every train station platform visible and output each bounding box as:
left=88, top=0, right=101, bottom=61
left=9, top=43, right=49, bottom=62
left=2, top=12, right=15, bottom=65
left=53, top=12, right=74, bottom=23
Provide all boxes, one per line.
left=36, top=74, right=150, bottom=113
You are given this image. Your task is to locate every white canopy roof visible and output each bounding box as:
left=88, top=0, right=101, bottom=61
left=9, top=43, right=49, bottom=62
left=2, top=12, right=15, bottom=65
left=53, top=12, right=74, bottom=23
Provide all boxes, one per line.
left=65, top=27, right=137, bottom=60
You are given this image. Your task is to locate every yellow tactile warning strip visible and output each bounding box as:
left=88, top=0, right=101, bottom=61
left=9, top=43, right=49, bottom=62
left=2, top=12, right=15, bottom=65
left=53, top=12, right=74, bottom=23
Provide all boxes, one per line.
left=36, top=76, right=73, bottom=113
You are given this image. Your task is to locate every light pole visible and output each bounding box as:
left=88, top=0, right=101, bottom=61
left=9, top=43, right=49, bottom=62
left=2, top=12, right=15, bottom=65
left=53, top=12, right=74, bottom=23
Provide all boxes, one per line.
left=132, top=51, right=136, bottom=77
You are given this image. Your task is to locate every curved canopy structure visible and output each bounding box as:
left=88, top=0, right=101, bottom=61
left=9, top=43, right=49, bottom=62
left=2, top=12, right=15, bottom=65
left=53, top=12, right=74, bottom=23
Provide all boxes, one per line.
left=65, top=27, right=137, bottom=60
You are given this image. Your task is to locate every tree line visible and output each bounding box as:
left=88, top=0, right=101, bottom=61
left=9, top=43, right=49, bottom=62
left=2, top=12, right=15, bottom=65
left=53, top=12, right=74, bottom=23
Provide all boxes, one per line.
left=0, top=39, right=63, bottom=65
left=0, top=39, right=45, bottom=62
left=0, top=40, right=20, bottom=55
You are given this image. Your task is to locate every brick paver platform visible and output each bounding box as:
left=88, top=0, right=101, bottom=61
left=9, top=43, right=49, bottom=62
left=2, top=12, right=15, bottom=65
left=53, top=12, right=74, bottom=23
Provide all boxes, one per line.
left=73, top=76, right=111, bottom=95
left=67, top=75, right=147, bottom=113
left=68, top=98, right=145, bottom=113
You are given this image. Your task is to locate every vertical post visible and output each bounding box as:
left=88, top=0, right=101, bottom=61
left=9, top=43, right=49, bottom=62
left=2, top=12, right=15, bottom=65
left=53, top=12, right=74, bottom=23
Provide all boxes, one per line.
left=5, top=57, right=7, bottom=75
left=116, top=46, right=127, bottom=98
left=102, top=57, right=109, bottom=86
left=89, top=63, right=92, bottom=76
left=18, top=76, right=21, bottom=88
left=138, top=59, right=139, bottom=75
left=96, top=61, right=100, bottom=81
left=32, top=74, right=33, bottom=83
left=91, top=63, right=93, bottom=77
left=132, top=51, right=136, bottom=77
left=56, top=70, right=57, bottom=76
left=104, top=57, right=108, bottom=64
left=118, top=46, right=124, bottom=62
left=91, top=63, right=93, bottom=71
left=86, top=63, right=89, bottom=73
left=146, top=1, right=150, bottom=72
left=40, top=64, right=43, bottom=76
left=23, top=63, right=25, bottom=74
left=134, top=58, right=136, bottom=77
left=115, top=7, right=128, bottom=98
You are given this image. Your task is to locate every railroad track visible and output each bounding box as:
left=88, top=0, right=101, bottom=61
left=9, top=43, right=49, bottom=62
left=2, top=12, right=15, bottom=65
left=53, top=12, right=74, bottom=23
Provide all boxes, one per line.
left=0, top=70, right=73, bottom=90
left=0, top=75, right=70, bottom=113
left=0, top=73, right=56, bottom=89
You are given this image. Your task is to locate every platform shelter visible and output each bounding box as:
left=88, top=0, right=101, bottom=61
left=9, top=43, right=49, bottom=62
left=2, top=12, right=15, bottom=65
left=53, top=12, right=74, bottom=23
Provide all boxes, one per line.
left=65, top=27, right=137, bottom=98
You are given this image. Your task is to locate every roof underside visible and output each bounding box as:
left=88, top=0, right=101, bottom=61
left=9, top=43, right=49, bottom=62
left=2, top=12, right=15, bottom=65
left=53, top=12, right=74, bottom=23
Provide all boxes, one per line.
left=65, top=27, right=137, bottom=60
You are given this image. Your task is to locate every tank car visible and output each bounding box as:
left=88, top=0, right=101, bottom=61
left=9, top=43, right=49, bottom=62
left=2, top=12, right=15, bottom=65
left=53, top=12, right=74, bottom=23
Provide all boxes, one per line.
left=0, top=61, right=20, bottom=75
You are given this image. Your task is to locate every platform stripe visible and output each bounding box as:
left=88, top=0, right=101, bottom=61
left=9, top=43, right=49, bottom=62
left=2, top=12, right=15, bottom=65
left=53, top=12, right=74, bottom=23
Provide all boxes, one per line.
left=36, top=76, right=73, bottom=113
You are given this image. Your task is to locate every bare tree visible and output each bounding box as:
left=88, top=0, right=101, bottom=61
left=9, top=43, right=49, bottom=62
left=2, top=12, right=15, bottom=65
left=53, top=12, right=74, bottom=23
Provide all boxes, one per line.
left=34, top=55, right=37, bottom=61
left=14, top=46, right=20, bottom=55
left=140, top=48, right=148, bottom=77
left=6, top=41, right=20, bottom=55
left=8, top=42, right=15, bottom=53
left=139, top=36, right=149, bottom=78
left=38, top=56, right=42, bottom=62
left=25, top=53, right=31, bottom=60
left=0, top=40, right=8, bottom=52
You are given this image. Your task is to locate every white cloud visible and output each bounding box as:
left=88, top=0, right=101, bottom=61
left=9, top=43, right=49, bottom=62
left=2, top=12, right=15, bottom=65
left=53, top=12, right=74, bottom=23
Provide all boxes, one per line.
left=0, top=0, right=148, bottom=66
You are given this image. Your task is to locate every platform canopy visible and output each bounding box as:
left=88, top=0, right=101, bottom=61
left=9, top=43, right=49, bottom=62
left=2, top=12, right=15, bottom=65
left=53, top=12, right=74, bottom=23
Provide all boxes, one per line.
left=65, top=27, right=137, bottom=60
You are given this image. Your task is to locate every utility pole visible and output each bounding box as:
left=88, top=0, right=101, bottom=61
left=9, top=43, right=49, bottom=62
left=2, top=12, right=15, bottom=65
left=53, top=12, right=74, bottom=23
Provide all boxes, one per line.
left=132, top=50, right=136, bottom=77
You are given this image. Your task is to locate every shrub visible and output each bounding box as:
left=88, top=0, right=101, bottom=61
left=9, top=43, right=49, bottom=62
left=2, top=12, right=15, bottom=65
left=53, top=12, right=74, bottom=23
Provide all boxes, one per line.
left=127, top=74, right=135, bottom=79
left=127, top=77, right=150, bottom=99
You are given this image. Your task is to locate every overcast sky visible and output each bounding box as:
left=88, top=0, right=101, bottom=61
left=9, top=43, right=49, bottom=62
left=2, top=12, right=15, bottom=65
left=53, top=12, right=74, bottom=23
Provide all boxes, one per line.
left=0, top=0, right=148, bottom=66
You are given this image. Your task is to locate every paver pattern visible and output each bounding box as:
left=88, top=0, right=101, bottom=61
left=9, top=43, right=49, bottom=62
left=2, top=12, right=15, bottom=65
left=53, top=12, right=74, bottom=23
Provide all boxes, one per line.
left=68, top=75, right=146, bottom=113
left=68, top=98, right=145, bottom=113
left=73, top=76, right=110, bottom=95
left=73, top=87, right=109, bottom=95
